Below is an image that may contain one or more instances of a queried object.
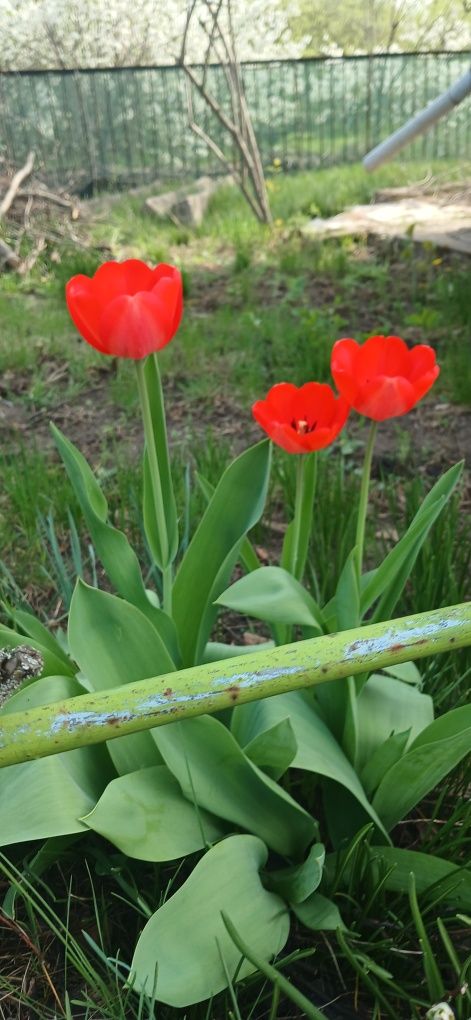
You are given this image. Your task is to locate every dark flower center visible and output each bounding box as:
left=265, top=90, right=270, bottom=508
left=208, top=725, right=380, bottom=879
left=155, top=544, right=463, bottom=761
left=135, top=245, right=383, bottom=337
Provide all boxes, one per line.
left=291, top=418, right=317, bottom=435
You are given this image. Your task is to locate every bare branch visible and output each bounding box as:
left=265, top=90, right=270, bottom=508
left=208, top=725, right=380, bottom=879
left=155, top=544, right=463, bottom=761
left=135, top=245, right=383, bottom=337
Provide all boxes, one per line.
left=0, top=151, right=35, bottom=219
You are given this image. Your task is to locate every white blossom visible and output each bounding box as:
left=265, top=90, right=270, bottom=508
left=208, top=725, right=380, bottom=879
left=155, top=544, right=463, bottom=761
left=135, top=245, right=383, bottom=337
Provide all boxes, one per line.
left=0, top=0, right=305, bottom=71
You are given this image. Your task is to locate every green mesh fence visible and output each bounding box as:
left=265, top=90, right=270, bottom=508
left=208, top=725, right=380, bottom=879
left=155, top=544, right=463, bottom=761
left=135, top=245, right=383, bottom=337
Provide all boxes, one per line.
left=0, top=52, right=469, bottom=193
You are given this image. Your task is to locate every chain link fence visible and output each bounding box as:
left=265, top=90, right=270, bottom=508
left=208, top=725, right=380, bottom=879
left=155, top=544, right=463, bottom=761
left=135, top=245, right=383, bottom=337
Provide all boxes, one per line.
left=0, top=52, right=469, bottom=193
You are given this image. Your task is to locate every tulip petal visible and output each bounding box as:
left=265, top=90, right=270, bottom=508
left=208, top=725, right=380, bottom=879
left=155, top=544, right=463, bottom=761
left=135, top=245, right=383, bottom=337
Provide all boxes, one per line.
left=65, top=275, right=108, bottom=353
left=356, top=376, right=416, bottom=420
left=99, top=292, right=174, bottom=359
left=358, top=335, right=410, bottom=381
left=264, top=383, right=299, bottom=420
left=408, top=344, right=439, bottom=382
left=331, top=338, right=362, bottom=404
left=152, top=272, right=183, bottom=336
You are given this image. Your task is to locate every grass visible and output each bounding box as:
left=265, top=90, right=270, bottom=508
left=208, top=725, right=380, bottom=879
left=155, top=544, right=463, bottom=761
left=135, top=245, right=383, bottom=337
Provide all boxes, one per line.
left=0, top=159, right=470, bottom=1018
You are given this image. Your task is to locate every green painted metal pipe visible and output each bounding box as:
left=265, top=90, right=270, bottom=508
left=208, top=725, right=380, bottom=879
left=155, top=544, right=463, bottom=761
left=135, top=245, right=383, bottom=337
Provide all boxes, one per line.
left=1, top=602, right=470, bottom=768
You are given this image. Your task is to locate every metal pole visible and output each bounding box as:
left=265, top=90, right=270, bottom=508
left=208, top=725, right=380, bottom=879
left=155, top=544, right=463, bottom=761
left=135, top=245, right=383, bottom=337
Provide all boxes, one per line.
left=0, top=603, right=470, bottom=768
left=363, top=65, right=471, bottom=171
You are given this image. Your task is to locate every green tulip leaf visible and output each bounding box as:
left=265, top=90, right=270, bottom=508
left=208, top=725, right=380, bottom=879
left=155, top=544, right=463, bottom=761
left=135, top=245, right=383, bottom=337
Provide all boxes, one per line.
left=356, top=673, right=433, bottom=773
left=381, top=661, right=422, bottom=684
left=154, top=715, right=316, bottom=858
left=131, top=835, right=290, bottom=1007
left=361, top=729, right=410, bottom=798
left=82, top=765, right=225, bottom=860
left=243, top=717, right=297, bottom=779
left=231, top=692, right=388, bottom=841
left=173, top=440, right=271, bottom=666
left=51, top=424, right=163, bottom=628
left=202, top=640, right=275, bottom=662
left=7, top=607, right=73, bottom=670
left=292, top=892, right=346, bottom=932
left=0, top=675, right=113, bottom=845
left=267, top=843, right=325, bottom=904
left=361, top=462, right=462, bottom=621
left=68, top=580, right=175, bottom=774
left=142, top=354, right=179, bottom=569
left=217, top=566, right=323, bottom=631
left=373, top=704, right=471, bottom=830
left=372, top=848, right=471, bottom=910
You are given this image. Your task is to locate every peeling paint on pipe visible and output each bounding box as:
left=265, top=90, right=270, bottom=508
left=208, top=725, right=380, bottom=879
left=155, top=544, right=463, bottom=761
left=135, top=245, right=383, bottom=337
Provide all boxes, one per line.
left=0, top=602, right=470, bottom=767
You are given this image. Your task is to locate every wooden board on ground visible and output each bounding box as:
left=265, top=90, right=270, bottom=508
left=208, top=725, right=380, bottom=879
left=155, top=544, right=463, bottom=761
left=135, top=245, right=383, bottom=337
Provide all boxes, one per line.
left=303, top=197, right=471, bottom=255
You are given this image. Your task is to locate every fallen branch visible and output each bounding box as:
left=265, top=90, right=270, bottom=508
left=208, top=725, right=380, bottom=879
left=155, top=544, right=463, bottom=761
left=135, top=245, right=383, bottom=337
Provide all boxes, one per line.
left=0, top=150, right=35, bottom=220
left=0, top=237, right=21, bottom=270
left=18, top=235, right=46, bottom=276
left=20, top=186, right=80, bottom=219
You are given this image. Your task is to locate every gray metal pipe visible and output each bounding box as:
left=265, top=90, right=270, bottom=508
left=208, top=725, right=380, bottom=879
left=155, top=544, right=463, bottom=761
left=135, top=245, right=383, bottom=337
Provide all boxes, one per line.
left=364, top=65, right=471, bottom=171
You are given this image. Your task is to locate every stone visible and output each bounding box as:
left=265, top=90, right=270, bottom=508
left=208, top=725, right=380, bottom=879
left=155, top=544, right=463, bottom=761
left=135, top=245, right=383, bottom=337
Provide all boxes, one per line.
left=145, top=174, right=233, bottom=228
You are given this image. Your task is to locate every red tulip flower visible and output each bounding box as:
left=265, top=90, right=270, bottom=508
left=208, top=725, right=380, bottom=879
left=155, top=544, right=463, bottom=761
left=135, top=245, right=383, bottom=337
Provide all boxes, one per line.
left=253, top=382, right=349, bottom=454
left=66, top=259, right=183, bottom=359
left=331, top=335, right=439, bottom=421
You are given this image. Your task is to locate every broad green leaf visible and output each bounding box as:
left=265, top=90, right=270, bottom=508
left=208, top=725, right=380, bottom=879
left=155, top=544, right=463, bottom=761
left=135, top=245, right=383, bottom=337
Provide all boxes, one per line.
left=0, top=623, right=74, bottom=678
left=244, top=717, right=297, bottom=780
left=361, top=463, right=462, bottom=620
left=267, top=843, right=325, bottom=904
left=8, top=608, right=73, bottom=670
left=322, top=779, right=378, bottom=849
left=356, top=673, right=433, bottom=773
left=202, top=640, right=274, bottom=662
left=0, top=675, right=113, bottom=845
left=131, top=835, right=289, bottom=1007
left=373, top=705, right=471, bottom=830
left=231, top=692, right=388, bottom=840
left=83, top=765, right=224, bottom=861
left=411, top=703, right=471, bottom=749
left=68, top=580, right=175, bottom=774
left=361, top=499, right=442, bottom=617
left=142, top=354, right=178, bottom=569
left=217, top=566, right=323, bottom=631
left=173, top=441, right=271, bottom=666
left=51, top=424, right=160, bottom=626
left=367, top=847, right=471, bottom=911
left=68, top=581, right=175, bottom=688
left=335, top=548, right=360, bottom=631
left=316, top=550, right=359, bottom=746
left=292, top=892, right=346, bottom=931
left=361, top=730, right=410, bottom=798
left=381, top=661, right=422, bottom=684
left=154, top=715, right=316, bottom=858
left=196, top=471, right=261, bottom=574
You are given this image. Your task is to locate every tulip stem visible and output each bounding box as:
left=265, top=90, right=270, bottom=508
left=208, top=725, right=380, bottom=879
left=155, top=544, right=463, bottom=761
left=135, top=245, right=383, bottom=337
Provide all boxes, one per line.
left=135, top=359, right=172, bottom=613
left=355, top=420, right=378, bottom=580
left=290, top=454, right=317, bottom=582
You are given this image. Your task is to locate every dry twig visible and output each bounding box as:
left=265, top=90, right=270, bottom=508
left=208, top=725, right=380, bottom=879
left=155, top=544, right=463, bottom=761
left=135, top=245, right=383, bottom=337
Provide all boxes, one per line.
left=0, top=151, right=35, bottom=219
left=178, top=0, right=271, bottom=224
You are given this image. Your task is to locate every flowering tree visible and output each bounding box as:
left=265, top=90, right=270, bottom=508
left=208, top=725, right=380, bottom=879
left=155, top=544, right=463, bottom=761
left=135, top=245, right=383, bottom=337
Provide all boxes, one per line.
left=0, top=0, right=304, bottom=70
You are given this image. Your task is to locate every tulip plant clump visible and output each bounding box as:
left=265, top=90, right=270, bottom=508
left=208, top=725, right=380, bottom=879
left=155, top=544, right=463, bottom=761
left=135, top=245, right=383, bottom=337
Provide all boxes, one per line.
left=1, top=259, right=470, bottom=1010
